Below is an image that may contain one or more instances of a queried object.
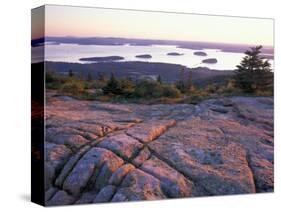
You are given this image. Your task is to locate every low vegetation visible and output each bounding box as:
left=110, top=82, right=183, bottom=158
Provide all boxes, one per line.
left=46, top=46, right=273, bottom=104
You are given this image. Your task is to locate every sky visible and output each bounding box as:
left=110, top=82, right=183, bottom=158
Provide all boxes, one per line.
left=32, top=5, right=274, bottom=46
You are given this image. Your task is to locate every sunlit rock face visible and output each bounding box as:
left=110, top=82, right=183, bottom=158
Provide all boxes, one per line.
left=45, top=92, right=273, bottom=205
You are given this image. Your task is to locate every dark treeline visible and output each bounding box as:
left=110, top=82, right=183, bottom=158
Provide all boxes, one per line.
left=45, top=61, right=233, bottom=86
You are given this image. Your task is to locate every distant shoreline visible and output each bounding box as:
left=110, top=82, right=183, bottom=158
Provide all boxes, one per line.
left=31, top=36, right=274, bottom=55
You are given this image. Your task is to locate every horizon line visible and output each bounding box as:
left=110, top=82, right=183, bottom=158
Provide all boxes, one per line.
left=32, top=35, right=274, bottom=48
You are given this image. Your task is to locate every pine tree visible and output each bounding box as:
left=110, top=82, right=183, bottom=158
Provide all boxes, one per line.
left=98, top=72, right=106, bottom=82
left=234, top=45, right=273, bottom=93
left=157, top=75, right=162, bottom=84
left=102, top=73, right=121, bottom=95
left=175, top=67, right=186, bottom=93
left=68, top=69, right=74, bottom=77
left=86, top=73, right=93, bottom=81
left=186, top=70, right=195, bottom=91
left=175, top=67, right=195, bottom=93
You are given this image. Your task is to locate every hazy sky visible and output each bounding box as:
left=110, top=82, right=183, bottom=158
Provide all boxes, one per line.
left=33, top=5, right=274, bottom=46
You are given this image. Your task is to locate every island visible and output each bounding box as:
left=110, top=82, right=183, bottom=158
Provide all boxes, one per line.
left=202, top=58, right=218, bottom=64
left=135, top=54, right=152, bottom=59
left=79, top=56, right=124, bottom=62
left=194, top=51, right=207, bottom=56
left=167, top=52, right=184, bottom=56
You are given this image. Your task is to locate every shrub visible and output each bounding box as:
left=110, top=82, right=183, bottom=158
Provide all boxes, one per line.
left=60, top=78, right=85, bottom=95
left=134, top=80, right=163, bottom=98
left=83, top=81, right=91, bottom=89
left=161, top=84, right=181, bottom=98
left=205, top=83, right=219, bottom=94
left=175, top=80, right=186, bottom=93
left=134, top=80, right=181, bottom=99
left=217, top=80, right=238, bottom=95
left=46, top=71, right=56, bottom=83
left=119, top=78, right=135, bottom=96
left=89, top=80, right=107, bottom=89
left=45, top=71, right=67, bottom=90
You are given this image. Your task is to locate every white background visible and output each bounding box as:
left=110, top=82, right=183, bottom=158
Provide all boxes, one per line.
left=0, top=0, right=279, bottom=211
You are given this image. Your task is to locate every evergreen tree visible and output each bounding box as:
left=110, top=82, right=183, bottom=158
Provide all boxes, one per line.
left=86, top=73, right=93, bottom=81
left=68, top=69, right=74, bottom=77
left=175, top=67, right=195, bottom=93
left=175, top=67, right=186, bottom=93
left=98, top=72, right=106, bottom=82
left=186, top=70, right=195, bottom=91
left=102, top=73, right=121, bottom=95
left=234, top=45, right=273, bottom=93
left=157, top=75, right=162, bottom=84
